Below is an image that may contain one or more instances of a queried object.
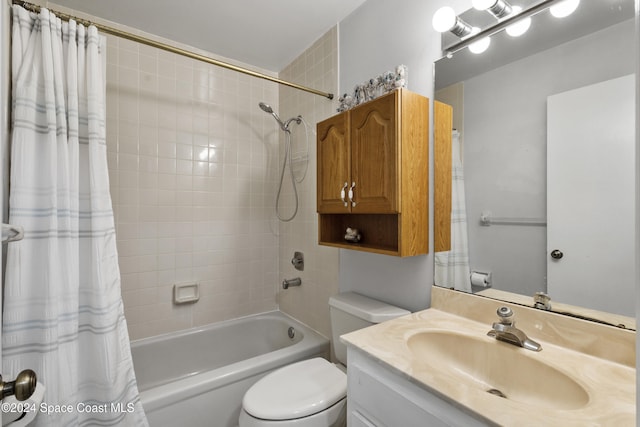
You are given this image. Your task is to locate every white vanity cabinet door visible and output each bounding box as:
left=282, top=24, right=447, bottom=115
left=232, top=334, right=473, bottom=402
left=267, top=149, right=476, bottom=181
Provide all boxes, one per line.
left=349, top=411, right=377, bottom=427
left=347, top=347, right=491, bottom=427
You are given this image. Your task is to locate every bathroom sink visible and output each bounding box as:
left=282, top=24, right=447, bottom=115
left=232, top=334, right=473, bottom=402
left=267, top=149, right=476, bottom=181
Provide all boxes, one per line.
left=407, top=331, right=590, bottom=410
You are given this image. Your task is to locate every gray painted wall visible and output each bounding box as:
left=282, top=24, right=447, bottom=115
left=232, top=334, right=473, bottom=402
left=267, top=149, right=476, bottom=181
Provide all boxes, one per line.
left=338, top=0, right=467, bottom=312
left=634, top=0, right=640, bottom=412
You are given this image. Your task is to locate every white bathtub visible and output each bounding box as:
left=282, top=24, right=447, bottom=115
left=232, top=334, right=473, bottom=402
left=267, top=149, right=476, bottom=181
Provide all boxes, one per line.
left=131, top=311, right=329, bottom=427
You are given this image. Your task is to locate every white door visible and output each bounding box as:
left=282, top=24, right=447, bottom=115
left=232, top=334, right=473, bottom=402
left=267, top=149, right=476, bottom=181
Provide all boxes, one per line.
left=547, top=74, right=635, bottom=317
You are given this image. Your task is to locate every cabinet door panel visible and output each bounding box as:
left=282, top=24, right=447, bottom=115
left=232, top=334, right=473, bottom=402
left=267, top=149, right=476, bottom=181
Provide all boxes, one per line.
left=350, top=93, right=398, bottom=213
left=317, top=112, right=350, bottom=213
left=349, top=411, right=378, bottom=427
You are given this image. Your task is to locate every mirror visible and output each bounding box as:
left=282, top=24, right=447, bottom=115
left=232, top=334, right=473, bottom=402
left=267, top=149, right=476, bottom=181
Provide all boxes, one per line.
left=433, top=0, right=636, bottom=329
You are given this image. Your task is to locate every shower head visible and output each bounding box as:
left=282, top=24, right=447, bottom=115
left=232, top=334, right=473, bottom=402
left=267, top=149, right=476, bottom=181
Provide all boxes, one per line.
left=258, top=101, right=287, bottom=130
left=259, top=102, right=274, bottom=114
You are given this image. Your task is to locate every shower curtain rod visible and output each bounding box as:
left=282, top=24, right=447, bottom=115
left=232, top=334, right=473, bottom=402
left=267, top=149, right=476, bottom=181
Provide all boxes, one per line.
left=12, top=0, right=335, bottom=100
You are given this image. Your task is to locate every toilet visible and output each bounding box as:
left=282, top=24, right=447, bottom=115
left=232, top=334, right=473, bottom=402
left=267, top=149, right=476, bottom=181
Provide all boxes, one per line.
left=238, top=292, right=410, bottom=427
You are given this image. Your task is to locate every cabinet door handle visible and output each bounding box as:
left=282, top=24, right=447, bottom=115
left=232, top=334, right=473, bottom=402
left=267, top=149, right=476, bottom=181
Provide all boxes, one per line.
left=340, top=182, right=348, bottom=207
left=348, top=182, right=357, bottom=207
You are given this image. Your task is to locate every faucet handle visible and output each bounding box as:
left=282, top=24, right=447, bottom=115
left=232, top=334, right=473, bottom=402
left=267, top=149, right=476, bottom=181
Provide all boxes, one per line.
left=534, top=292, right=552, bottom=310
left=496, top=306, right=514, bottom=325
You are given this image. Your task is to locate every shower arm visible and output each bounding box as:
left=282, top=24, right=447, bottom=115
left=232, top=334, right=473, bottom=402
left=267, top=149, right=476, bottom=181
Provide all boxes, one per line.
left=281, top=116, right=303, bottom=132
left=259, top=102, right=301, bottom=132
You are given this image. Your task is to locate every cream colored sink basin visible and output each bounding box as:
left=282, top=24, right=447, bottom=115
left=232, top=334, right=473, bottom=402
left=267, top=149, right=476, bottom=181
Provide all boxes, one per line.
left=407, top=331, right=590, bottom=410
left=342, top=302, right=635, bottom=426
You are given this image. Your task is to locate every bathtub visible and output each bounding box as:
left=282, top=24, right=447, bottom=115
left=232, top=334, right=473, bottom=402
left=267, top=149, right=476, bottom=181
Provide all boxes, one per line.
left=131, top=311, right=329, bottom=427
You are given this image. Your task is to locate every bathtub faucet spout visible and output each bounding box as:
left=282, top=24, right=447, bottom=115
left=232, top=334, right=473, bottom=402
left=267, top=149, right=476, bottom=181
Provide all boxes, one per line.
left=282, top=277, right=302, bottom=289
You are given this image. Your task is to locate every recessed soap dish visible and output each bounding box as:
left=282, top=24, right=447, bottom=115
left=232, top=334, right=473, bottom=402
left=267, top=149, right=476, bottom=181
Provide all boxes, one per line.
left=173, top=282, right=200, bottom=304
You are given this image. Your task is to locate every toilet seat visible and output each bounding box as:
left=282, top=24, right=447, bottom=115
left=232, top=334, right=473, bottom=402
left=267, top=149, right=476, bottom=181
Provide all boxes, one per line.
left=242, top=357, right=347, bottom=421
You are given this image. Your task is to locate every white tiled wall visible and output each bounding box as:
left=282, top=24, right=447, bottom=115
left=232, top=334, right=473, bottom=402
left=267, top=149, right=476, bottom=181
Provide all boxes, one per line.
left=277, top=27, right=341, bottom=340
left=105, top=32, right=282, bottom=339
left=48, top=1, right=341, bottom=341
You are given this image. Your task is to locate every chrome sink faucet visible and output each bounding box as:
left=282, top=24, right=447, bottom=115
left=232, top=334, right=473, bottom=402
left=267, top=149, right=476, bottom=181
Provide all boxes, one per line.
left=487, top=306, right=542, bottom=352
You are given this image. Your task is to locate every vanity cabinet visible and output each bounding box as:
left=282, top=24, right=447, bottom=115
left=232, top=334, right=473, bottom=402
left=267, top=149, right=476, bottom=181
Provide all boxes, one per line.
left=347, top=347, right=489, bottom=427
left=316, top=88, right=428, bottom=256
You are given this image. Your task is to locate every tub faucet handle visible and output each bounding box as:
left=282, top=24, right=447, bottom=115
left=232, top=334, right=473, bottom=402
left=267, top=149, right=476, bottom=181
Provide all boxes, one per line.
left=291, top=252, right=304, bottom=271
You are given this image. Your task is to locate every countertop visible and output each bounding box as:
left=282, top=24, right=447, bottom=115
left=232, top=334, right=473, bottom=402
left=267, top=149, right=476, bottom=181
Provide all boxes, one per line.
left=341, top=304, right=636, bottom=426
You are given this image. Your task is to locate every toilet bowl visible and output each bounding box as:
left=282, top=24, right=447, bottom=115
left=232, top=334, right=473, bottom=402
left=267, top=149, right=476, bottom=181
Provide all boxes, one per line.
left=239, top=292, right=409, bottom=427
left=238, top=358, right=347, bottom=427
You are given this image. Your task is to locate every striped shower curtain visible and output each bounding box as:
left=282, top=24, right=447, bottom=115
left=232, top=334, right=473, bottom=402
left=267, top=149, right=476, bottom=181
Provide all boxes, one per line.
left=3, top=6, right=147, bottom=426
left=435, top=130, right=471, bottom=292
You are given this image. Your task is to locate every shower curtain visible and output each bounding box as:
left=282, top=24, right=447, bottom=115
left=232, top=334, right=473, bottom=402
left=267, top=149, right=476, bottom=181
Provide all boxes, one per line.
left=435, top=130, right=471, bottom=292
left=3, top=6, right=148, bottom=426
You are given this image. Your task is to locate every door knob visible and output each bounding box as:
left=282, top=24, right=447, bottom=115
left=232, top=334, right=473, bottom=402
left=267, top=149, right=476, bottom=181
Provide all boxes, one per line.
left=550, top=249, right=564, bottom=259
left=1, top=369, right=37, bottom=401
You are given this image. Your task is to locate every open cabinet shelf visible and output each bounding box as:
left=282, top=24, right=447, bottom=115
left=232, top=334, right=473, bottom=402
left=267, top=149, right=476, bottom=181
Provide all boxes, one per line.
left=319, top=214, right=399, bottom=255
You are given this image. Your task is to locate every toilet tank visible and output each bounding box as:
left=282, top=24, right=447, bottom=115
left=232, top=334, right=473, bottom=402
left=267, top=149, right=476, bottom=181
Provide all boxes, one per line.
left=329, top=292, right=410, bottom=365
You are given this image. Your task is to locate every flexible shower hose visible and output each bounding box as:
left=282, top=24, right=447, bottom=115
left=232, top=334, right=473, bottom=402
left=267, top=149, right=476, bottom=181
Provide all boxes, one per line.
left=275, top=129, right=298, bottom=222
left=275, top=117, right=310, bottom=222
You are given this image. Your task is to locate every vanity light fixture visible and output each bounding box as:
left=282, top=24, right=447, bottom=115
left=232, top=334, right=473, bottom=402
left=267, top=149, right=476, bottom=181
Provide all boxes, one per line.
left=432, top=7, right=473, bottom=37
left=474, top=0, right=531, bottom=37
left=467, top=28, right=491, bottom=54
left=433, top=7, right=491, bottom=54
left=549, top=0, right=580, bottom=18
left=439, top=0, right=566, bottom=56
left=505, top=6, right=532, bottom=37
left=472, top=0, right=513, bottom=19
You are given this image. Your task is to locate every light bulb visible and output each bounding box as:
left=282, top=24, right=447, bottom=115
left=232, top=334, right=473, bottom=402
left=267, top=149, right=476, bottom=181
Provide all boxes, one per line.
left=469, top=37, right=491, bottom=54
left=432, top=7, right=457, bottom=32
left=472, top=0, right=498, bottom=11
left=550, top=0, right=580, bottom=18
left=467, top=27, right=491, bottom=54
left=505, top=6, right=531, bottom=37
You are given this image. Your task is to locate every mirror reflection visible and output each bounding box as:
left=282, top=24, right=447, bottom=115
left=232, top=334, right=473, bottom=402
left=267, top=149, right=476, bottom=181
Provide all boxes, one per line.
left=433, top=0, right=636, bottom=329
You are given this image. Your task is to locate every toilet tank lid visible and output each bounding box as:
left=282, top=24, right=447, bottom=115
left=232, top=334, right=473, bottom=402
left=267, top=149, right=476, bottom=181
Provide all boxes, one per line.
left=329, top=292, right=410, bottom=323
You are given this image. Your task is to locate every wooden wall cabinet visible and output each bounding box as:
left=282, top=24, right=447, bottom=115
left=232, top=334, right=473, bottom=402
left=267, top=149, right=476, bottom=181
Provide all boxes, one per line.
left=316, top=88, right=429, bottom=256
left=434, top=100, right=453, bottom=253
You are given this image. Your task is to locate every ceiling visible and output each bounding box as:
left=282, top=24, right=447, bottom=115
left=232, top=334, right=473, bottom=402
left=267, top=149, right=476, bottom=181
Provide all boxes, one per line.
left=52, top=0, right=368, bottom=72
